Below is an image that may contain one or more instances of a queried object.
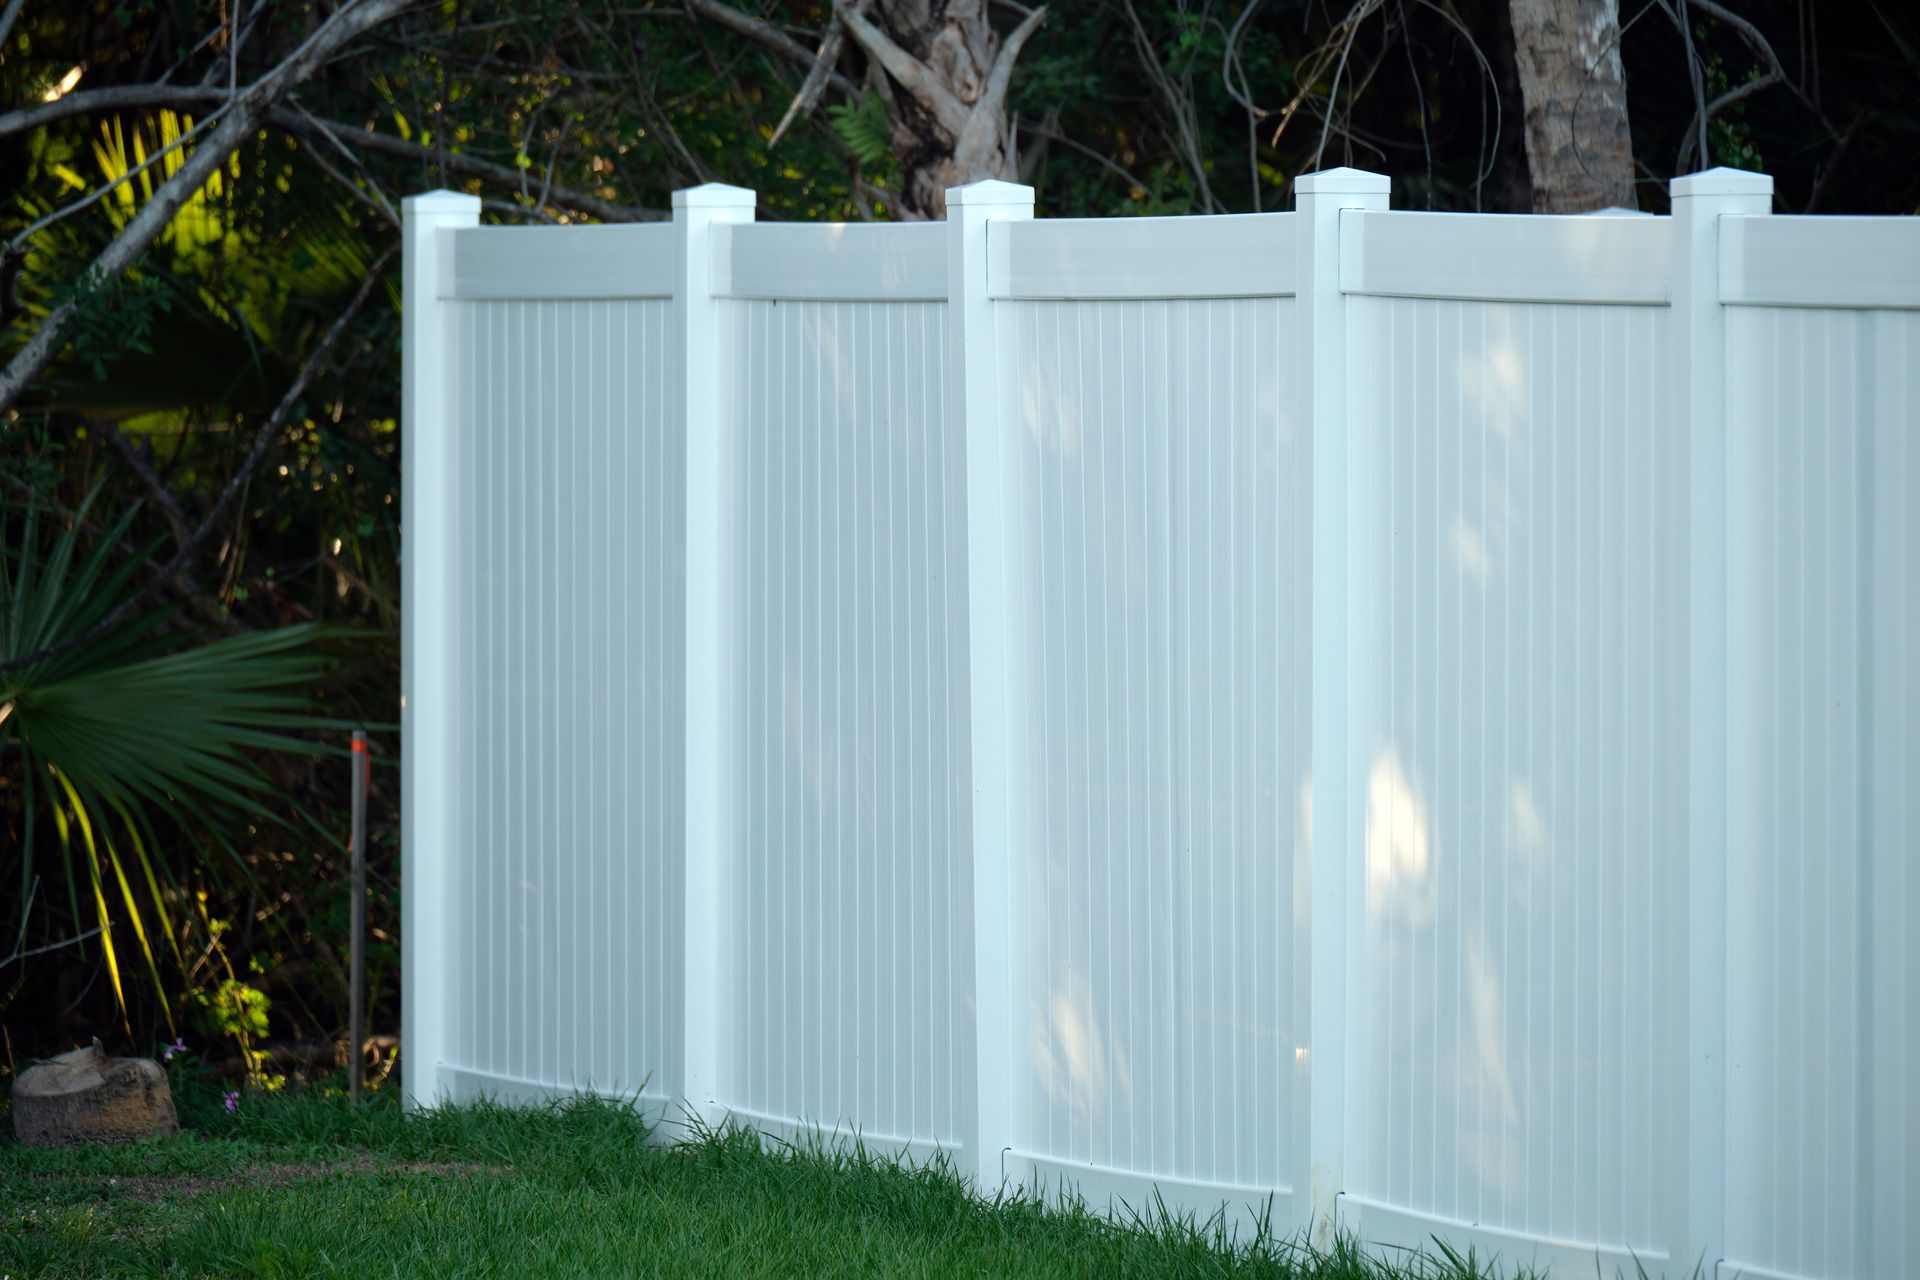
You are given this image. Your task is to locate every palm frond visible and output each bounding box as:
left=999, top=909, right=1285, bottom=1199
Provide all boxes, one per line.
left=2, top=487, right=341, bottom=1020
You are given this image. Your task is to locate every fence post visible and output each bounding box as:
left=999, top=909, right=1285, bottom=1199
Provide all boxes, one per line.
left=948, top=178, right=1034, bottom=1197
left=1296, top=166, right=1389, bottom=1244
left=1671, top=165, right=1772, bottom=1270
left=678, top=182, right=756, bottom=1133
left=400, top=189, right=480, bottom=1110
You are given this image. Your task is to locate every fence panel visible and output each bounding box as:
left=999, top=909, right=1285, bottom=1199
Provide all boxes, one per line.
left=1337, top=239, right=1687, bottom=1268
left=981, top=214, right=1310, bottom=1220
left=713, top=222, right=973, bottom=1156
left=430, top=226, right=687, bottom=1110
left=1721, top=215, right=1920, bottom=1280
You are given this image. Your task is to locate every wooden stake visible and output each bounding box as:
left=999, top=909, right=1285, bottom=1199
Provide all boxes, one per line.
left=349, top=728, right=368, bottom=1103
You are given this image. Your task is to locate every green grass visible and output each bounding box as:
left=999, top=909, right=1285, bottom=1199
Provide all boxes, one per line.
left=1, top=1087, right=1545, bottom=1279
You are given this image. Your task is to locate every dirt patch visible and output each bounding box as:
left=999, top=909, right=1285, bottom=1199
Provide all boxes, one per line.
left=65, top=1175, right=229, bottom=1205
left=33, top=1157, right=508, bottom=1206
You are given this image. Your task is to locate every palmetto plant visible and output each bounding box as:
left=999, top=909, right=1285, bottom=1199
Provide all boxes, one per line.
left=1, top=491, right=338, bottom=1026
left=18, top=109, right=389, bottom=417
left=3, top=89, right=399, bottom=1050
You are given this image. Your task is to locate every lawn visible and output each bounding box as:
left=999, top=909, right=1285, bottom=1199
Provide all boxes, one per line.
left=2, top=1088, right=1536, bottom=1278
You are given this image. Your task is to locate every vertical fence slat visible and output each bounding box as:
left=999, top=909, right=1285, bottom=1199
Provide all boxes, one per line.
left=1865, top=310, right=1917, bottom=1280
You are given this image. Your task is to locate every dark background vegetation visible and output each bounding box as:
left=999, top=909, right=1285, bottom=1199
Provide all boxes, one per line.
left=1, top=0, right=1914, bottom=1087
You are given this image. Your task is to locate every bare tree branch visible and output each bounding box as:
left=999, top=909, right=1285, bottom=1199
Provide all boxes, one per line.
left=0, top=244, right=398, bottom=676
left=974, top=4, right=1048, bottom=126
left=1221, top=0, right=1272, bottom=120
left=480, top=198, right=560, bottom=224
left=1684, top=0, right=1841, bottom=142
left=3, top=880, right=113, bottom=969
left=302, top=133, right=402, bottom=227
left=0, top=81, right=666, bottom=223
left=0, top=0, right=418, bottom=417
left=559, top=7, right=700, bottom=195
left=1406, top=0, right=1502, bottom=209
left=288, top=101, right=402, bottom=226
left=951, top=3, right=1047, bottom=167
left=1120, top=0, right=1223, bottom=212
left=1677, top=68, right=1782, bottom=170
left=270, top=107, right=666, bottom=222
left=684, top=0, right=860, bottom=97
left=0, top=84, right=224, bottom=140
left=1657, top=0, right=1711, bottom=170
left=1021, top=116, right=1152, bottom=196
left=834, top=2, right=971, bottom=135
left=769, top=16, right=847, bottom=148
left=1221, top=0, right=1272, bottom=209
left=1314, top=0, right=1384, bottom=172
left=95, top=422, right=248, bottom=631
left=101, top=424, right=193, bottom=549
left=1804, top=117, right=1858, bottom=213
left=0, top=0, right=28, bottom=51
left=1397, top=3, right=1434, bottom=207
left=1688, top=0, right=1797, bottom=93
left=0, top=470, right=240, bottom=633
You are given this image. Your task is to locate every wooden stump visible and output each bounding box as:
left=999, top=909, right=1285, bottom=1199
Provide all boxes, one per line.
left=12, top=1039, right=179, bottom=1147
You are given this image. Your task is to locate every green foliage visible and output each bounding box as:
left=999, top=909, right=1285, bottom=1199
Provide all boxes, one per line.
left=0, top=0, right=1914, bottom=1067
left=1, top=499, right=337, bottom=819
left=3, top=24, right=407, bottom=1049
left=1, top=488, right=341, bottom=1025
left=191, top=977, right=271, bottom=1046
left=58, top=268, right=173, bottom=382
left=827, top=93, right=894, bottom=170
left=189, top=972, right=281, bottom=1088
left=1700, top=45, right=1766, bottom=173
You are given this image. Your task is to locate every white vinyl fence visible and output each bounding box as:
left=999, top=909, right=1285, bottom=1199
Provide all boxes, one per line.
left=399, top=169, right=1919, bottom=1279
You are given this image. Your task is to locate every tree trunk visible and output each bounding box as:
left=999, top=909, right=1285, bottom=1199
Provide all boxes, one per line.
left=12, top=1040, right=179, bottom=1147
left=838, top=0, right=1047, bottom=219
left=1507, top=0, right=1638, bottom=211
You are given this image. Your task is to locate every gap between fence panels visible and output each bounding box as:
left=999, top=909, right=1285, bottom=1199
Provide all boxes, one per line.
left=1334, top=1195, right=1675, bottom=1277
left=400, top=169, right=1920, bottom=1280
left=437, top=1062, right=676, bottom=1121
left=1008, top=1149, right=1300, bottom=1238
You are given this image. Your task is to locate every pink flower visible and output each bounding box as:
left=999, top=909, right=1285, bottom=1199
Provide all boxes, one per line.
left=223, top=1090, right=240, bottom=1113
left=163, top=1037, right=188, bottom=1061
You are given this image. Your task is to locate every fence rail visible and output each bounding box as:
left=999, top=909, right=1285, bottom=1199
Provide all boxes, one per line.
left=401, top=168, right=1919, bottom=1279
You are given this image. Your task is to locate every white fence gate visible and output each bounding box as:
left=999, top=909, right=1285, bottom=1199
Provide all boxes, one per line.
left=399, top=168, right=1919, bottom=1278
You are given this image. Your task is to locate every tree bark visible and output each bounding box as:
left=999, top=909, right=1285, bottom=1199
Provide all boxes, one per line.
left=13, top=1041, right=178, bottom=1147
left=838, top=0, right=1046, bottom=219
left=1507, top=0, right=1638, bottom=211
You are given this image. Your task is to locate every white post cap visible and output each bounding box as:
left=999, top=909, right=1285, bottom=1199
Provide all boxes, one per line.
left=673, top=183, right=757, bottom=211
left=1670, top=167, right=1773, bottom=200
left=1296, top=167, right=1391, bottom=197
left=402, top=189, right=481, bottom=216
left=946, top=179, right=1035, bottom=208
